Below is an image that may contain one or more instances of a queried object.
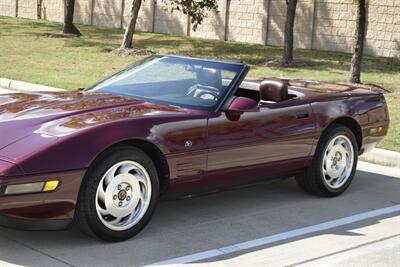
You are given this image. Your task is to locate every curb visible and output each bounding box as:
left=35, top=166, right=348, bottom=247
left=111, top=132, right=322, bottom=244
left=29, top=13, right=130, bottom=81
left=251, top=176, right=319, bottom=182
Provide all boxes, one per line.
left=360, top=148, right=400, bottom=168
left=0, top=77, right=65, bottom=92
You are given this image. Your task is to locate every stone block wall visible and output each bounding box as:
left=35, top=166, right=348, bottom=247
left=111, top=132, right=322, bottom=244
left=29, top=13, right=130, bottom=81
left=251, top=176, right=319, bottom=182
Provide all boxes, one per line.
left=0, top=0, right=399, bottom=57
left=365, top=0, right=400, bottom=57
left=74, top=0, right=91, bottom=24
left=17, top=0, right=37, bottom=19
left=153, top=1, right=188, bottom=35
left=92, top=0, right=123, bottom=28
left=0, top=0, right=16, bottom=17
left=41, top=0, right=63, bottom=22
left=227, top=0, right=267, bottom=44
left=313, top=0, right=357, bottom=53
left=128, top=0, right=154, bottom=32
left=189, top=0, right=226, bottom=40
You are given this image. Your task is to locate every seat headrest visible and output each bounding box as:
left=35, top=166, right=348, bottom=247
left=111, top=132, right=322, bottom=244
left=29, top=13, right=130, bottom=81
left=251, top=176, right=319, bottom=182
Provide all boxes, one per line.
left=259, top=80, right=288, bottom=102
left=197, top=68, right=222, bottom=88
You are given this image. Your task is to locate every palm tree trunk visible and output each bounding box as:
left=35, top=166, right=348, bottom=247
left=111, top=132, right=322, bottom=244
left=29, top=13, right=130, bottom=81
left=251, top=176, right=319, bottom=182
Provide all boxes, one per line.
left=283, top=0, right=298, bottom=65
left=121, top=0, right=143, bottom=49
left=349, top=0, right=367, bottom=84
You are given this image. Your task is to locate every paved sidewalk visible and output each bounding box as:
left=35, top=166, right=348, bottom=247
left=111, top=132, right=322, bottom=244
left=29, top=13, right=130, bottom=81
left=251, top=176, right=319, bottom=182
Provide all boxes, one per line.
left=0, top=88, right=15, bottom=94
left=361, top=148, right=400, bottom=168
left=0, top=78, right=64, bottom=92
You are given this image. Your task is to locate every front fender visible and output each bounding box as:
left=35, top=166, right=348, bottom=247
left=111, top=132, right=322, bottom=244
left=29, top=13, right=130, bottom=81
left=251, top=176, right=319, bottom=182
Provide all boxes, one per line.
left=0, top=119, right=164, bottom=175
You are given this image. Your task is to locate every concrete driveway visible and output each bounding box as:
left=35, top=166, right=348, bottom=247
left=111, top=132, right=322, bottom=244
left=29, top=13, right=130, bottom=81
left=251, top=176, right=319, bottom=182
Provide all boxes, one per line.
left=0, top=161, right=399, bottom=267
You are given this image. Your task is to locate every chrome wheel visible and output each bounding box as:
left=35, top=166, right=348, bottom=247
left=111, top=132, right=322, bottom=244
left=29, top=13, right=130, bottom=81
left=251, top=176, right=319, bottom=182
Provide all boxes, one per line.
left=322, top=135, right=354, bottom=189
left=95, top=160, right=152, bottom=231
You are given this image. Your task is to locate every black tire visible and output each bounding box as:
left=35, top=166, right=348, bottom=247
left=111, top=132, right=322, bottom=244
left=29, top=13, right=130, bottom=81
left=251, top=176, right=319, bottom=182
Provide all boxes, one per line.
left=75, top=145, right=159, bottom=242
left=295, top=124, right=358, bottom=197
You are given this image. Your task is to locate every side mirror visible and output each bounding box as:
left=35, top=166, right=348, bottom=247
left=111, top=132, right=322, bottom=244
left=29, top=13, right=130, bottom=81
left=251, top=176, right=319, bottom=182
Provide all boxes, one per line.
left=225, top=97, right=259, bottom=121
left=227, top=97, right=259, bottom=113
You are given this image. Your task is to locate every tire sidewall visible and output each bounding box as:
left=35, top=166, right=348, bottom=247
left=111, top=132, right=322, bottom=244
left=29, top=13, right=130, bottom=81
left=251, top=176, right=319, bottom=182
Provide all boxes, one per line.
left=80, top=146, right=159, bottom=242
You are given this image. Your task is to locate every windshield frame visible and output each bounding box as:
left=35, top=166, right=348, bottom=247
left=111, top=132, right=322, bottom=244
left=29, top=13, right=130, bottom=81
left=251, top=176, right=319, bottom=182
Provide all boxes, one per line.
left=86, top=55, right=249, bottom=112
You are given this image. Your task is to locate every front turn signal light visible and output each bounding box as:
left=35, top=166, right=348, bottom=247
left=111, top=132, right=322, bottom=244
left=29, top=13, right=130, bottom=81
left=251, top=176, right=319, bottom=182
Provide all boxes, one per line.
left=43, top=180, right=60, bottom=192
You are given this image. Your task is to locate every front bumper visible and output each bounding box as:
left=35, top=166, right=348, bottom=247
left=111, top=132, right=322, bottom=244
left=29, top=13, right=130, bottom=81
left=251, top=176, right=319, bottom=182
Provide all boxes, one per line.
left=0, top=214, right=72, bottom=231
left=0, top=169, right=86, bottom=230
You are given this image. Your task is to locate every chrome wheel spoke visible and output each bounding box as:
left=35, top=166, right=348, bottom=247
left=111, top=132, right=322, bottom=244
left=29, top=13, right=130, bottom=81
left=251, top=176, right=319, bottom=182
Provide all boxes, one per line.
left=98, top=206, right=109, bottom=216
left=98, top=185, right=106, bottom=203
left=322, top=167, right=328, bottom=177
left=326, top=142, right=334, bottom=154
left=117, top=164, right=137, bottom=175
left=109, top=216, right=124, bottom=226
left=336, top=139, right=345, bottom=146
left=139, top=186, right=146, bottom=204
left=323, top=155, right=328, bottom=170
left=136, top=175, right=147, bottom=186
left=104, top=165, right=118, bottom=186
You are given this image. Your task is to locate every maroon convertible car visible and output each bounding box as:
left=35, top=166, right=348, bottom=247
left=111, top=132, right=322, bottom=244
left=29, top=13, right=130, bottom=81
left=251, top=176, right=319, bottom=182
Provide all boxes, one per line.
left=0, top=55, right=389, bottom=241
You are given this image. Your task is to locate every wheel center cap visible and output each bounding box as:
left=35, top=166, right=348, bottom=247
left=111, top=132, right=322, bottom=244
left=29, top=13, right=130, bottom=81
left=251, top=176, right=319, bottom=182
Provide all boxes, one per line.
left=335, top=151, right=342, bottom=162
left=104, top=173, right=141, bottom=218
left=118, top=189, right=127, bottom=201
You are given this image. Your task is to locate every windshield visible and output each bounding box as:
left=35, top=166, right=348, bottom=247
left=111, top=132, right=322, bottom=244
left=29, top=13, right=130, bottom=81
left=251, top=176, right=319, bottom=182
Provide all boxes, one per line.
left=89, top=56, right=245, bottom=110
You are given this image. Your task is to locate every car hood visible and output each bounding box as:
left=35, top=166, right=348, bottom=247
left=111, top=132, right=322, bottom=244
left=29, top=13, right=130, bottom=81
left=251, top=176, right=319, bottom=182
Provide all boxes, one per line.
left=0, top=91, right=187, bottom=151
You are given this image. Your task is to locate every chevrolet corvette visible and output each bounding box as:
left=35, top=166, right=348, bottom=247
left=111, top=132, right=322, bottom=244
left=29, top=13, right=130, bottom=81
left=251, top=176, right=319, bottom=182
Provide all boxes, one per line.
left=0, top=55, right=389, bottom=241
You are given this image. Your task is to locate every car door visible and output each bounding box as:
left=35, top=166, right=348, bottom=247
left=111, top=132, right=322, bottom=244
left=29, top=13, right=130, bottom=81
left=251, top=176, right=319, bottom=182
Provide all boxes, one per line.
left=205, top=99, right=316, bottom=187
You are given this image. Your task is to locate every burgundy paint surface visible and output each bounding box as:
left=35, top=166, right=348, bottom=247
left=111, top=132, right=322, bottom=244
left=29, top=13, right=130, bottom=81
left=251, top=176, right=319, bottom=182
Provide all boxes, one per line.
left=228, top=96, right=259, bottom=112
left=0, top=78, right=389, bottom=222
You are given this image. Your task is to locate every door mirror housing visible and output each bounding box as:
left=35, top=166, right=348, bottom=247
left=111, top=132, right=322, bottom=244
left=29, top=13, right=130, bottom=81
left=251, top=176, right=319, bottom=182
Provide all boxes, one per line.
left=227, top=97, right=259, bottom=113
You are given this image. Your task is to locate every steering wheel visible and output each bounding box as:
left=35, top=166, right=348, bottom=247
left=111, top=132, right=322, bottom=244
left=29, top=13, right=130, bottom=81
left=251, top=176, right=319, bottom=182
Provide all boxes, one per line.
left=196, top=90, right=219, bottom=101
left=187, top=84, right=220, bottom=101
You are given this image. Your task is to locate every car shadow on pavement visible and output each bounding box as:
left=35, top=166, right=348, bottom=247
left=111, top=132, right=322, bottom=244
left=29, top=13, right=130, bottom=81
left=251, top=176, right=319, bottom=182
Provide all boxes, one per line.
left=0, top=168, right=399, bottom=266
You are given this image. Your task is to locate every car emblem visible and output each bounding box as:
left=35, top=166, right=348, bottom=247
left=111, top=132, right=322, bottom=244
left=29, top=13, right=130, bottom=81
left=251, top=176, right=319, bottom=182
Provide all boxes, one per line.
left=185, top=140, right=193, bottom=147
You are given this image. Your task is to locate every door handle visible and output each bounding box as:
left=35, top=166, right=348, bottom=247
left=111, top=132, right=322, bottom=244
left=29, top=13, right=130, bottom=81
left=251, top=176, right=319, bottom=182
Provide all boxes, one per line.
left=296, top=111, right=309, bottom=119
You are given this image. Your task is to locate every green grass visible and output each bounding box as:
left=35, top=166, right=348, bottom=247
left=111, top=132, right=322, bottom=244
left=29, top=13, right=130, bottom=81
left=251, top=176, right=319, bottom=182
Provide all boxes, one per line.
left=0, top=16, right=399, bottom=151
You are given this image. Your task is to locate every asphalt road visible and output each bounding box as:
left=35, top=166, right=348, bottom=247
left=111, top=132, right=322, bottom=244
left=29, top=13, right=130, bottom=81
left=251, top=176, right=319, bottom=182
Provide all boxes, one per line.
left=0, top=161, right=398, bottom=267
left=0, top=87, right=399, bottom=266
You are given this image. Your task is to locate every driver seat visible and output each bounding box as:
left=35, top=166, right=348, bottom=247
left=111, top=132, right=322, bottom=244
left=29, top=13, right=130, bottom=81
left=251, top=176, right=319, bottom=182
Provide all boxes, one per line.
left=197, top=68, right=222, bottom=88
left=259, top=80, right=288, bottom=103
left=188, top=68, right=222, bottom=100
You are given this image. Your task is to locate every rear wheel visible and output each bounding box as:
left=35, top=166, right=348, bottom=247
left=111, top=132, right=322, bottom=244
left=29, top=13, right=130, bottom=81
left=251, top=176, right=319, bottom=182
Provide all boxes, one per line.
left=296, top=124, right=358, bottom=197
left=75, top=145, right=159, bottom=241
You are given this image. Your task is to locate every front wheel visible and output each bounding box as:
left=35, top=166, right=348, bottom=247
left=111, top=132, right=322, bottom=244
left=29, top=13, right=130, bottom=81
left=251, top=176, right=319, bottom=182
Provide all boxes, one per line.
left=296, top=124, right=358, bottom=197
left=75, top=145, right=159, bottom=242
